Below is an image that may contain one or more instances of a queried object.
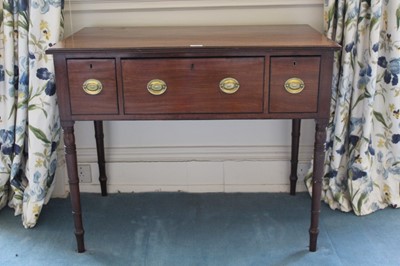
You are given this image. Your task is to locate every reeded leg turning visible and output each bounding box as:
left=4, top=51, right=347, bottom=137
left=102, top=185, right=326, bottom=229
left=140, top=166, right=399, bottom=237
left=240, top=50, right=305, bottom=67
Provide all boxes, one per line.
left=309, top=118, right=328, bottom=252
left=94, top=120, right=108, bottom=196
left=290, top=119, right=301, bottom=195
left=62, top=121, right=85, bottom=253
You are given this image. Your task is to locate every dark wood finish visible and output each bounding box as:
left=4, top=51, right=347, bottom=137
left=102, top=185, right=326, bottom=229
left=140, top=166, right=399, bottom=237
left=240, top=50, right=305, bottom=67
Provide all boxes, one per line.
left=94, top=121, right=108, bottom=196
left=269, top=56, right=320, bottom=113
left=290, top=119, right=301, bottom=195
left=122, top=57, right=264, bottom=114
left=53, top=25, right=337, bottom=50
left=67, top=59, right=118, bottom=115
left=309, top=118, right=329, bottom=251
left=47, top=25, right=340, bottom=253
left=61, top=121, right=85, bottom=253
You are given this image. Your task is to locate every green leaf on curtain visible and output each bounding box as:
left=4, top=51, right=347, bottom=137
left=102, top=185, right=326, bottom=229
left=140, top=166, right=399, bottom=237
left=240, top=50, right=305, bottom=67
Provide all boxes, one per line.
left=3, top=1, right=12, bottom=12
left=357, top=192, right=369, bottom=214
left=17, top=101, right=28, bottom=109
left=333, top=192, right=344, bottom=203
left=29, top=33, right=46, bottom=51
left=17, top=11, right=29, bottom=31
left=28, top=125, right=51, bottom=144
left=4, top=21, right=14, bottom=30
left=370, top=16, right=378, bottom=31
left=28, top=105, right=48, bottom=118
left=345, top=17, right=351, bottom=28
left=375, top=89, right=386, bottom=103
left=327, top=5, right=336, bottom=25
left=373, top=111, right=389, bottom=128
left=7, top=104, right=16, bottom=121
left=352, top=94, right=366, bottom=110
left=5, top=69, right=14, bottom=78
left=14, top=194, right=23, bottom=201
left=397, top=6, right=400, bottom=29
left=365, top=89, right=372, bottom=98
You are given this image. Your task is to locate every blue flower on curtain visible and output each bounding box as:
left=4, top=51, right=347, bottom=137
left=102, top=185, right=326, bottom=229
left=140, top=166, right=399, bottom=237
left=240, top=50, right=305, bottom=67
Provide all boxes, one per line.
left=32, top=0, right=64, bottom=14
left=350, top=167, right=368, bottom=181
left=0, top=129, right=16, bottom=155
left=392, top=134, right=400, bottom=144
left=18, top=0, right=28, bottom=11
left=0, top=1, right=64, bottom=227
left=0, top=66, right=5, bottom=81
left=36, top=67, right=56, bottom=96
left=378, top=56, right=400, bottom=85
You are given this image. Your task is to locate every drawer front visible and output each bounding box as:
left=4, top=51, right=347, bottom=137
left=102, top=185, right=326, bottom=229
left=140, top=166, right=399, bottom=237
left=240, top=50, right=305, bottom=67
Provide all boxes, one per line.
left=67, top=59, right=118, bottom=115
left=269, top=56, right=320, bottom=113
left=122, top=57, right=264, bottom=114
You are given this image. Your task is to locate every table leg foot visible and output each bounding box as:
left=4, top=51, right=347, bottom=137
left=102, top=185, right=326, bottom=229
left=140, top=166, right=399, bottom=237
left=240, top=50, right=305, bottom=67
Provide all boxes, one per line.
left=75, top=230, right=86, bottom=253
left=309, top=227, right=319, bottom=252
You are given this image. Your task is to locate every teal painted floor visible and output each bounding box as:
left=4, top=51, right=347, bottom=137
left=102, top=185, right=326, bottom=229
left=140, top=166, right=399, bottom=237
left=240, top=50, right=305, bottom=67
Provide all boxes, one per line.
left=1, top=192, right=399, bottom=266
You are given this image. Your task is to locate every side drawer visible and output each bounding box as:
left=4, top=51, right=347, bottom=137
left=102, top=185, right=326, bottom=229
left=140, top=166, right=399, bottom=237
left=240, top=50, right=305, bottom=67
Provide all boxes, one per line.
left=67, top=59, right=118, bottom=115
left=269, top=56, right=320, bottom=113
left=122, top=57, right=264, bottom=114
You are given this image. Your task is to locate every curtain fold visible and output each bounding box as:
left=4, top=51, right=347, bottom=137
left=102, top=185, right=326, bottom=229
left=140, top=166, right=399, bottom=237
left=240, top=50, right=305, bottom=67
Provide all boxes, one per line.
left=0, top=0, right=63, bottom=227
left=305, top=0, right=400, bottom=215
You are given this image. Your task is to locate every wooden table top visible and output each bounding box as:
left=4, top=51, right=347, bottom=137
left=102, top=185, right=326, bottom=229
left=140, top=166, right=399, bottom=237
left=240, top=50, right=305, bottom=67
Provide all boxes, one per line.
left=49, top=25, right=339, bottom=52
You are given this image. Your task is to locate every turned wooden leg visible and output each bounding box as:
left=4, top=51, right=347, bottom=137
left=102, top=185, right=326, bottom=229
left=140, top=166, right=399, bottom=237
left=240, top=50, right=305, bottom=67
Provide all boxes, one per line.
left=62, top=121, right=85, bottom=253
left=290, top=119, right=301, bottom=195
left=309, top=118, right=328, bottom=252
left=94, top=120, right=108, bottom=196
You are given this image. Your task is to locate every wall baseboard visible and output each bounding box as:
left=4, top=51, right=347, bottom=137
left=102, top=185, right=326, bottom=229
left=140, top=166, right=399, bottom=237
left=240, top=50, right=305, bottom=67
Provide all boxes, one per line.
left=78, top=183, right=308, bottom=194
left=76, top=145, right=313, bottom=163
left=53, top=145, right=313, bottom=197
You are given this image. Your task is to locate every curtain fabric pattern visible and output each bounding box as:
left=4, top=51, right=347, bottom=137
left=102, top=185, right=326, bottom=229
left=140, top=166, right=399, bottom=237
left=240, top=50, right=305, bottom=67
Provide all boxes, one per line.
left=305, top=0, right=400, bottom=215
left=0, top=0, right=63, bottom=227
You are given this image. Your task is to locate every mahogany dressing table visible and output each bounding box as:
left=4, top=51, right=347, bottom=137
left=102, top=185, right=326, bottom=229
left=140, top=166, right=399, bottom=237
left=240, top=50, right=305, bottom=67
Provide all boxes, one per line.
left=47, top=25, right=340, bottom=253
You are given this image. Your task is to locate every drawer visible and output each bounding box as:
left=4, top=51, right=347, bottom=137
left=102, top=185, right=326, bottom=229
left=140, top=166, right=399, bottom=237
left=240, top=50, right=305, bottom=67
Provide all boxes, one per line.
left=122, top=57, right=264, bottom=114
left=269, top=56, right=320, bottom=113
left=67, top=59, right=118, bottom=115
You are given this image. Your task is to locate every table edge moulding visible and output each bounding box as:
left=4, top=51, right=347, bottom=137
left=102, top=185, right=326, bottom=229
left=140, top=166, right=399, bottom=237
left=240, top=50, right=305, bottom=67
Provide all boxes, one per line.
left=47, top=25, right=340, bottom=253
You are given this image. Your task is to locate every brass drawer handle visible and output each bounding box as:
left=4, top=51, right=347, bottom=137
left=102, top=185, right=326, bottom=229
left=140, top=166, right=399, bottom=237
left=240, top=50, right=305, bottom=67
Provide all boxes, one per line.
left=147, top=79, right=167, bottom=95
left=220, top=77, right=240, bottom=94
left=83, top=79, right=103, bottom=95
left=285, top=78, right=305, bottom=94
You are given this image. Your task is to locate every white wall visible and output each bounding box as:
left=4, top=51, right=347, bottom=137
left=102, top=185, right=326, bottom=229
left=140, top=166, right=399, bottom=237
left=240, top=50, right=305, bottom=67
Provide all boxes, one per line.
left=53, top=0, right=323, bottom=197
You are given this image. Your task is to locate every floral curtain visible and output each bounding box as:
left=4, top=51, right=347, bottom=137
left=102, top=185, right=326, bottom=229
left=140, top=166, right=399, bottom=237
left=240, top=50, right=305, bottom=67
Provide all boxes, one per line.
left=306, top=0, right=400, bottom=215
left=0, top=0, right=63, bottom=227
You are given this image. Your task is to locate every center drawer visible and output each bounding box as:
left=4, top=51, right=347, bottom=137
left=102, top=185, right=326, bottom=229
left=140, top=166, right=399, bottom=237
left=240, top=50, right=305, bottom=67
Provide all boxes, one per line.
left=122, top=57, right=264, bottom=114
